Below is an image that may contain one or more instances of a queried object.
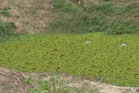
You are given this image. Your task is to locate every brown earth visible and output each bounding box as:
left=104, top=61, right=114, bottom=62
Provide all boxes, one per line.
left=0, top=0, right=53, bottom=34
left=0, top=67, right=31, bottom=93
left=0, top=67, right=139, bottom=93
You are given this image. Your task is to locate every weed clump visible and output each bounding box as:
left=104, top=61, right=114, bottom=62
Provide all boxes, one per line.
left=0, top=6, right=11, bottom=17
left=0, top=20, right=18, bottom=42
left=52, top=0, right=78, bottom=12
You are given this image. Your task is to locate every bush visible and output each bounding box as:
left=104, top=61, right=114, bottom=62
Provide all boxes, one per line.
left=0, top=21, right=17, bottom=42
left=0, top=21, right=15, bottom=36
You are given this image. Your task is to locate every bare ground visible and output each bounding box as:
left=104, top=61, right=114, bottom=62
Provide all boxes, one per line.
left=0, top=67, right=31, bottom=93
left=0, top=67, right=139, bottom=93
left=0, top=0, right=53, bottom=34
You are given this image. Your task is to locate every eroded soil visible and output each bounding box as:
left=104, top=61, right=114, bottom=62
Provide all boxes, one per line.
left=0, top=67, right=139, bottom=93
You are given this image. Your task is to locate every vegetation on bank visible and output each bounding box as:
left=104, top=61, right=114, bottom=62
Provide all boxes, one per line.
left=0, top=6, right=19, bottom=43
left=27, top=73, right=99, bottom=93
left=0, top=20, right=18, bottom=43
left=48, top=0, right=139, bottom=35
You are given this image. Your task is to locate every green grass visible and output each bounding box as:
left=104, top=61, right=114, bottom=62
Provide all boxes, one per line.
left=47, top=1, right=139, bottom=35
left=0, top=33, right=138, bottom=87
left=52, top=0, right=78, bottom=12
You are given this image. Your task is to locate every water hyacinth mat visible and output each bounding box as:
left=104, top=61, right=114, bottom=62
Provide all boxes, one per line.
left=0, top=33, right=138, bottom=86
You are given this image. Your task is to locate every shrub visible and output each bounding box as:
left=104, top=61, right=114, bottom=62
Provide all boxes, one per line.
left=0, top=21, right=15, bottom=37
left=0, top=21, right=18, bottom=42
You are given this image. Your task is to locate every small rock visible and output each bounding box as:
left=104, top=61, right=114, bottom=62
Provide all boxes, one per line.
left=41, top=90, right=48, bottom=93
left=136, top=88, right=139, bottom=92
left=130, top=87, right=137, bottom=92
left=121, top=44, right=126, bottom=46
left=85, top=41, right=91, bottom=44
left=116, top=32, right=122, bottom=35
left=79, top=1, right=81, bottom=4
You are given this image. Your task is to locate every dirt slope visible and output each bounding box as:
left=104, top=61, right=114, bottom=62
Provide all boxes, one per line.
left=1, top=0, right=139, bottom=34
left=0, top=0, right=53, bottom=34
